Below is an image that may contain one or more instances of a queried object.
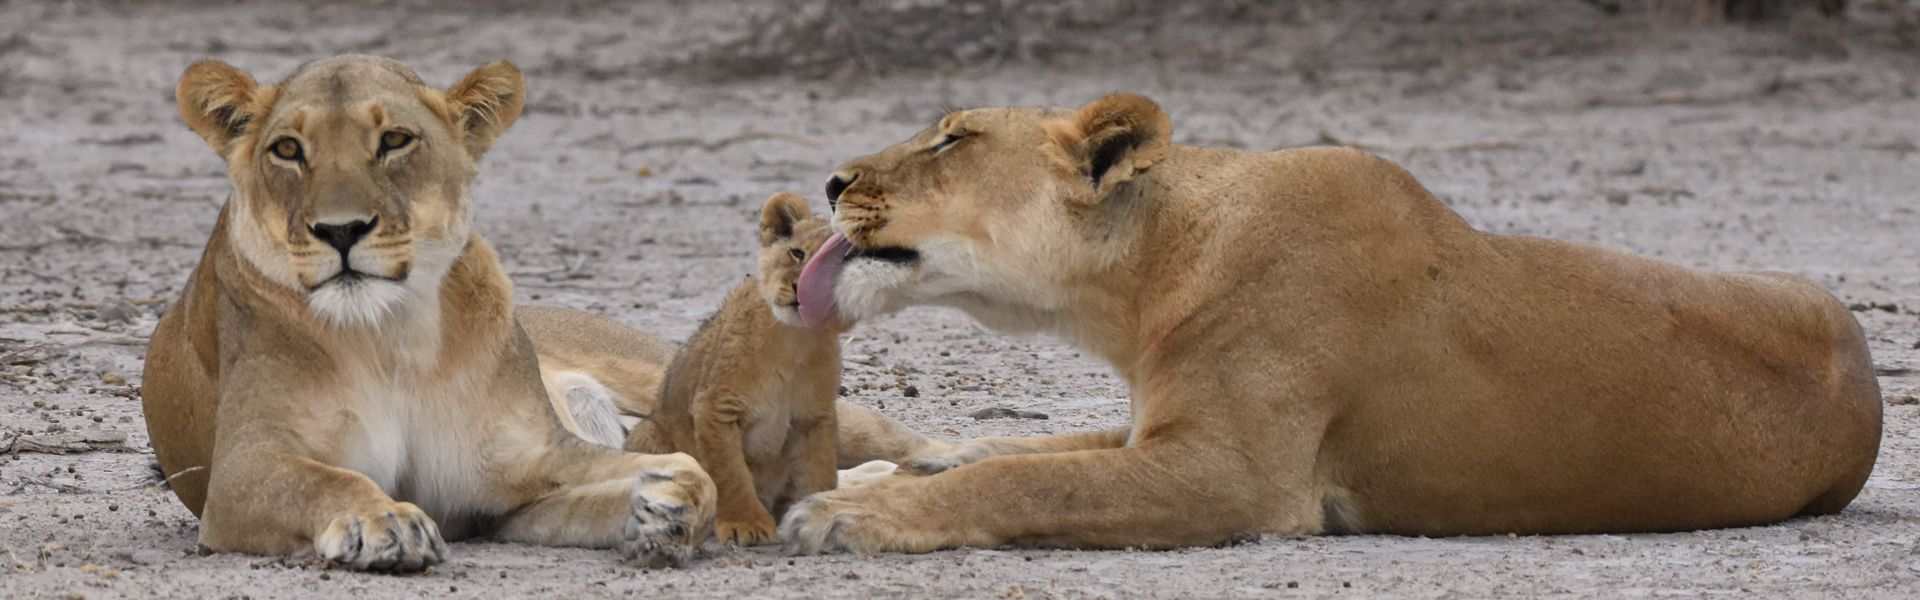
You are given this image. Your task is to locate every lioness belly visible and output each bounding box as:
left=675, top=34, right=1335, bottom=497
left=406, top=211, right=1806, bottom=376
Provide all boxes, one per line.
left=1324, top=237, right=1880, bottom=535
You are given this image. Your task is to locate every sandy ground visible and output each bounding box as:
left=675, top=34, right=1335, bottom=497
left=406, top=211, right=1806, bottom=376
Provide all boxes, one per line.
left=2, top=1, right=1919, bottom=597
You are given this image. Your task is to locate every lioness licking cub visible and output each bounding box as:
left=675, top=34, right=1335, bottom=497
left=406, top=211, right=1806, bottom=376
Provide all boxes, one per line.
left=780, top=94, right=1882, bottom=554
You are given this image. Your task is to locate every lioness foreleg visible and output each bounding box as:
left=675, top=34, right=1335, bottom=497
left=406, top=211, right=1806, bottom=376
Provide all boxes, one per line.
left=200, top=426, right=447, bottom=572
left=492, top=438, right=715, bottom=568
left=782, top=436, right=1309, bottom=554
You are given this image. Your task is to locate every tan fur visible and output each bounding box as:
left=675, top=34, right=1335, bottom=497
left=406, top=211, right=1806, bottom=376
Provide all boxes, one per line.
left=624, top=193, right=846, bottom=545
left=142, top=56, right=715, bottom=571
left=780, top=93, right=1883, bottom=554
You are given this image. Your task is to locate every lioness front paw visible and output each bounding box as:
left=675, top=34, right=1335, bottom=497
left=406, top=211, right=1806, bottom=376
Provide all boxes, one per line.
left=716, top=509, right=779, bottom=546
left=621, top=454, right=716, bottom=569
left=778, top=487, right=908, bottom=555
left=313, top=502, right=447, bottom=572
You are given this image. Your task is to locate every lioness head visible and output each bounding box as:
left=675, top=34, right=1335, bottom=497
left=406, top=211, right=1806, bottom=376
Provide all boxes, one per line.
left=756, top=192, right=835, bottom=328
left=794, top=94, right=1171, bottom=332
left=176, top=55, right=524, bottom=327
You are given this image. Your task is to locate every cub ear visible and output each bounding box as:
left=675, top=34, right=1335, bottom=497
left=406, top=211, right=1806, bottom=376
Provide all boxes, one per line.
left=759, top=192, right=812, bottom=246
left=176, top=60, right=267, bottom=156
left=444, top=61, right=526, bottom=159
left=1049, top=93, right=1172, bottom=198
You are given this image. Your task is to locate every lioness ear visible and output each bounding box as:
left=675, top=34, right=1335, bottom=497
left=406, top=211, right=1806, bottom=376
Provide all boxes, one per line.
left=176, top=60, right=266, bottom=156
left=759, top=192, right=812, bottom=246
left=1051, top=93, right=1172, bottom=198
left=444, top=61, right=525, bottom=159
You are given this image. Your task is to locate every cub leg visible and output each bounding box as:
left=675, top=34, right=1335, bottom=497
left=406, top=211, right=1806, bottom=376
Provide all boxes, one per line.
left=199, top=425, right=446, bottom=573
left=788, top=408, right=840, bottom=503
left=492, top=437, right=715, bottom=568
left=692, top=390, right=779, bottom=546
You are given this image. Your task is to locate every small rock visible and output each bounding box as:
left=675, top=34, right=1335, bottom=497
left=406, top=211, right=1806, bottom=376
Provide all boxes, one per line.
left=969, top=407, right=1048, bottom=420
left=100, top=372, right=126, bottom=386
left=120, top=549, right=173, bottom=566
left=98, top=301, right=138, bottom=324
left=903, top=385, right=920, bottom=398
left=846, top=354, right=878, bottom=366
left=1797, top=522, right=1831, bottom=541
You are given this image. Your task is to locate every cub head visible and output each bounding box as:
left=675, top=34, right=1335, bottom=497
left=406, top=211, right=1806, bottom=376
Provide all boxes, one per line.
left=176, top=55, right=524, bottom=327
left=794, top=93, right=1171, bottom=332
left=756, top=192, right=836, bottom=328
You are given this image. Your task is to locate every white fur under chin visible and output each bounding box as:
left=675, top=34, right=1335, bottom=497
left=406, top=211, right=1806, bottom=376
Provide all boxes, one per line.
left=831, top=237, right=1070, bottom=335
left=308, top=277, right=415, bottom=328
left=769, top=304, right=804, bottom=328
left=831, top=258, right=917, bottom=322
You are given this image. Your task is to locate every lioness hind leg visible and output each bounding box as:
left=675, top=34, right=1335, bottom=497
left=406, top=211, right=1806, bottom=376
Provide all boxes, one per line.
left=900, top=427, right=1131, bottom=476
left=492, top=440, right=715, bottom=568
left=837, top=460, right=901, bottom=488
left=833, top=399, right=954, bottom=467
left=553, top=372, right=629, bottom=448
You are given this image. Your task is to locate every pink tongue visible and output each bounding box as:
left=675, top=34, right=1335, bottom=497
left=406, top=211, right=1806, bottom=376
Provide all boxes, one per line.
left=796, top=233, right=852, bottom=330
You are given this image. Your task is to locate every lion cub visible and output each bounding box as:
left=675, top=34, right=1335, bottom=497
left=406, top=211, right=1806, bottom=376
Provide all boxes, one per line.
left=626, top=192, right=848, bottom=545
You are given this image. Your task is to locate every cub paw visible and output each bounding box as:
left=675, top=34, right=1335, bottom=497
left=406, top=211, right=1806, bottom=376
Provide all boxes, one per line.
left=621, top=454, right=716, bottom=569
left=716, top=510, right=779, bottom=546
left=313, top=502, right=447, bottom=572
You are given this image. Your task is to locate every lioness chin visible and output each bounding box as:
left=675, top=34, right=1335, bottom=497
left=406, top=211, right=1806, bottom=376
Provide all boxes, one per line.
left=778, top=93, right=1882, bottom=554
left=141, top=55, right=717, bottom=571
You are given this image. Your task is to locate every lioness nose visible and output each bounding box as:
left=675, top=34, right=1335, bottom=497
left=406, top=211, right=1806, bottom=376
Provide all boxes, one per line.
left=310, top=217, right=377, bottom=255
left=825, top=170, right=859, bottom=210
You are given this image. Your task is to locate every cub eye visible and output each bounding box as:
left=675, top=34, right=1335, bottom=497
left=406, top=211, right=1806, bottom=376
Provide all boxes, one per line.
left=788, top=248, right=806, bottom=261
left=378, top=131, right=414, bottom=156
left=270, top=138, right=304, bottom=162
left=931, top=132, right=967, bottom=153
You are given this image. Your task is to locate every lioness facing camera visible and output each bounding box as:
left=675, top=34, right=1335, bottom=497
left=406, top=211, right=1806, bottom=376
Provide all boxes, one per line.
left=141, top=55, right=714, bottom=570
left=780, top=93, right=1882, bottom=554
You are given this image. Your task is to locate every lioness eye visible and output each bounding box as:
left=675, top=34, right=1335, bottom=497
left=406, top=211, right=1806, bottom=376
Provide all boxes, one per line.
left=931, top=132, right=965, bottom=153
left=788, top=248, right=806, bottom=261
left=379, top=131, right=414, bottom=156
left=270, top=138, right=304, bottom=162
